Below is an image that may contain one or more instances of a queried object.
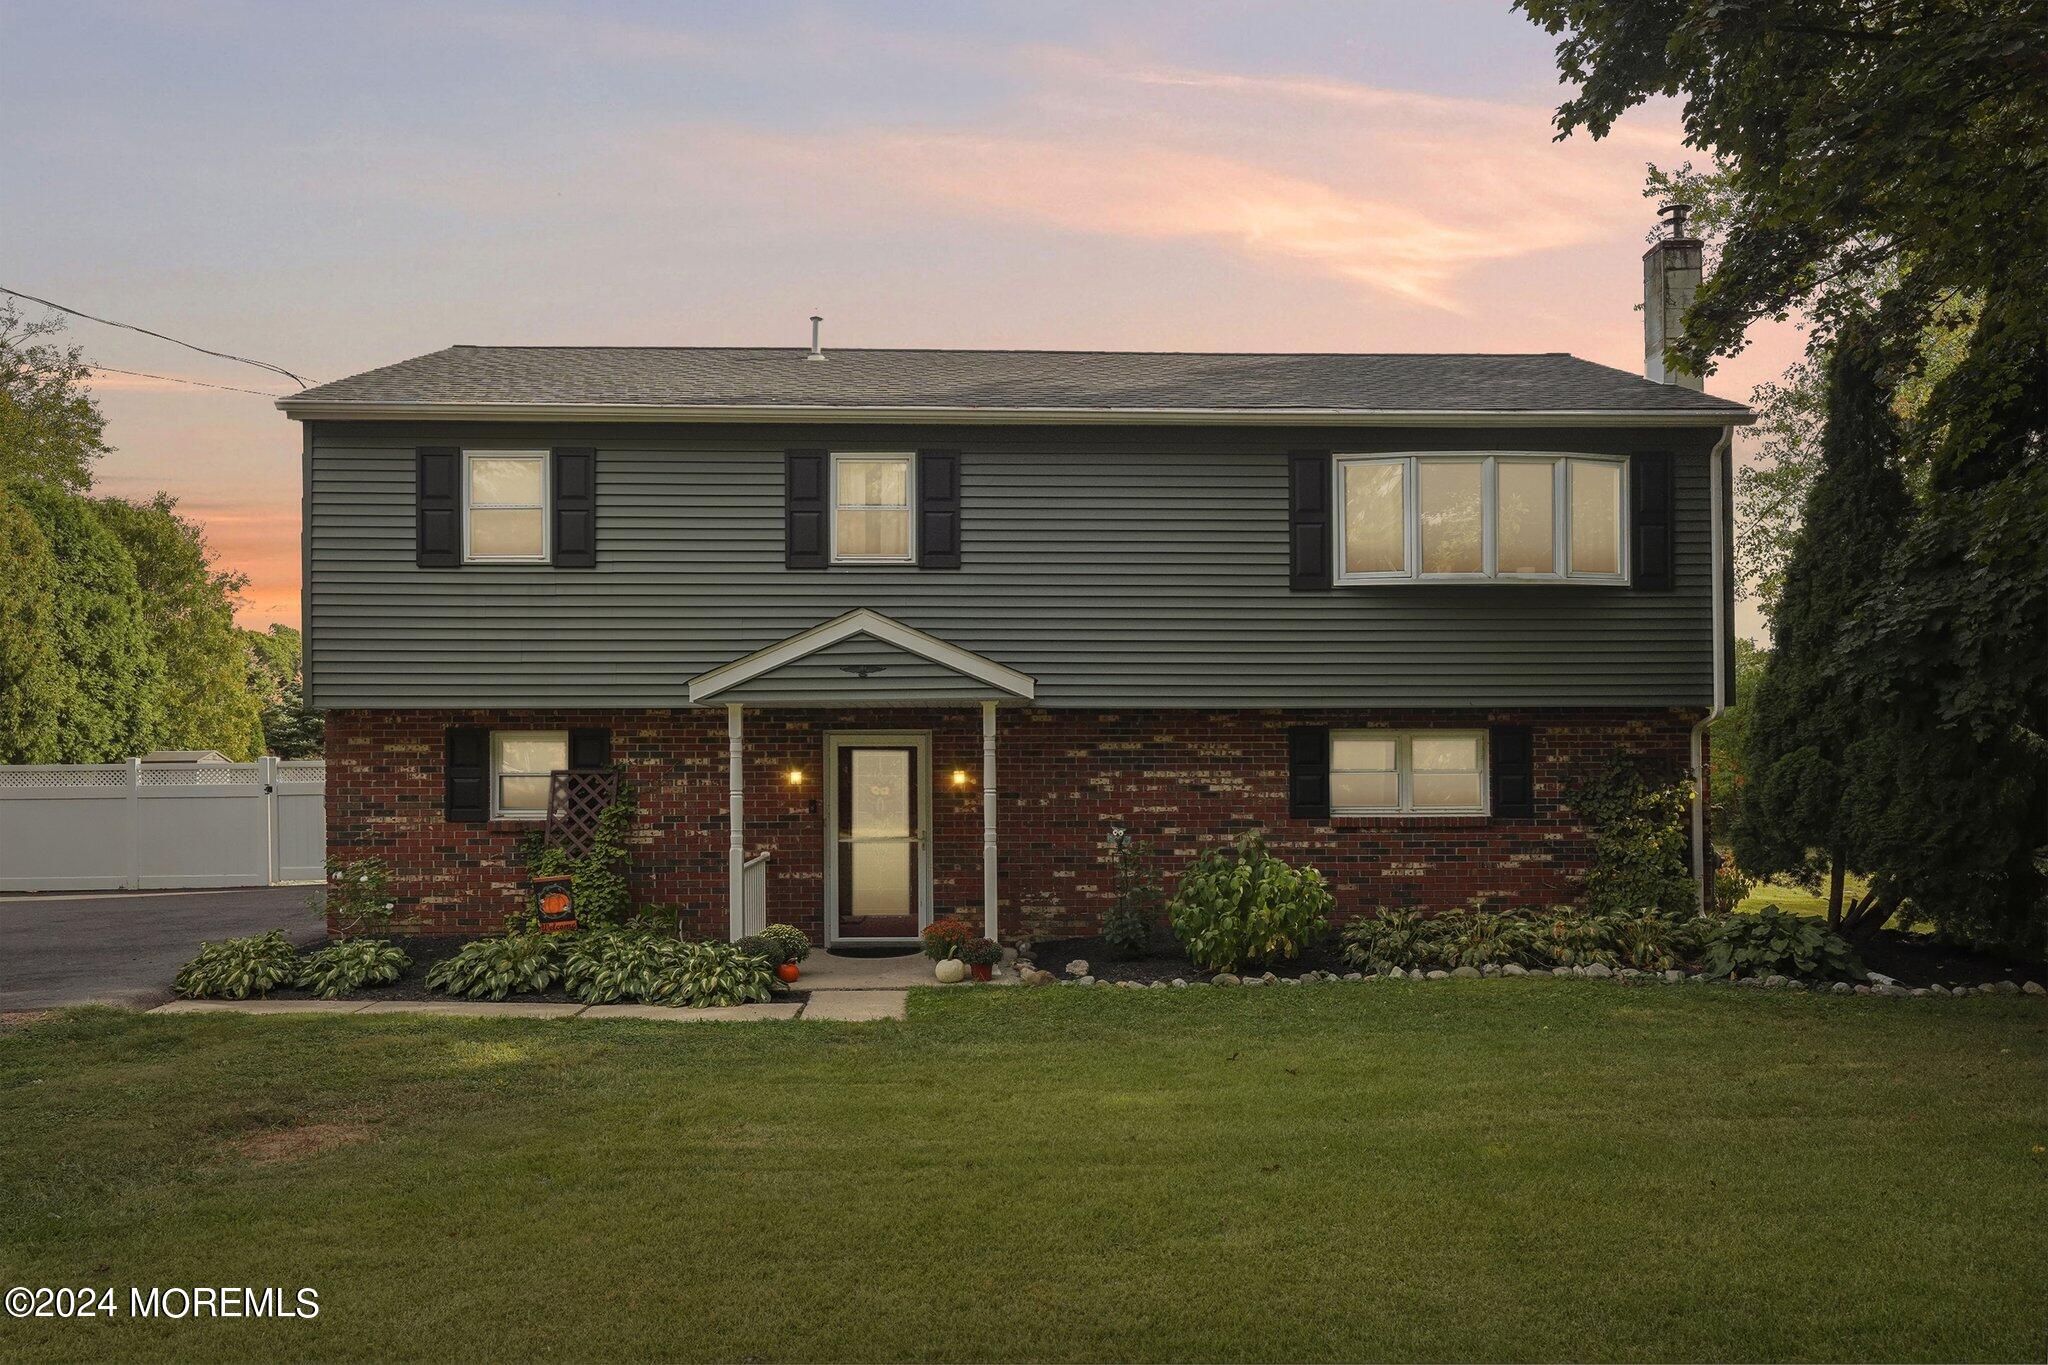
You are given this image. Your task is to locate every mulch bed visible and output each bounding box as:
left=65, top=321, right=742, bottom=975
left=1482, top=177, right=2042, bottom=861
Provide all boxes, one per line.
left=1023, top=927, right=2045, bottom=991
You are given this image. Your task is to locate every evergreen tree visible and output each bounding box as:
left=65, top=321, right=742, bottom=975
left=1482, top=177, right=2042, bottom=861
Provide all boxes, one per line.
left=1730, top=326, right=1910, bottom=934
left=242, top=624, right=324, bottom=757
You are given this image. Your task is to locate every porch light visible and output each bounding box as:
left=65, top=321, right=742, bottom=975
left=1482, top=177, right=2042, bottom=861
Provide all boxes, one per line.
left=951, top=768, right=971, bottom=788
left=786, top=768, right=805, bottom=786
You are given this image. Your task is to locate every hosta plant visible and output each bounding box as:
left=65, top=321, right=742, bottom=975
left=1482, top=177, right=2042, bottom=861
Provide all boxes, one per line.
left=1340, top=908, right=1441, bottom=973
left=296, top=939, right=409, bottom=999
left=665, top=940, right=776, bottom=1007
left=425, top=933, right=562, bottom=1000
left=174, top=931, right=301, bottom=1000
left=1701, top=907, right=1862, bottom=981
left=1167, top=831, right=1332, bottom=973
left=561, top=929, right=690, bottom=1004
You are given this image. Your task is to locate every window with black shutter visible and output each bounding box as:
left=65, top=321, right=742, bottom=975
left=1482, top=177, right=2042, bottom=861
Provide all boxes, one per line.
left=416, top=448, right=461, bottom=568
left=552, top=448, right=596, bottom=568
left=568, top=728, right=611, bottom=770
left=1489, top=724, right=1535, bottom=818
left=917, top=449, right=962, bottom=569
left=785, top=450, right=828, bottom=569
left=1287, top=726, right=1331, bottom=820
left=1288, top=451, right=1332, bottom=590
left=1630, top=451, right=1676, bottom=590
left=445, top=726, right=488, bottom=823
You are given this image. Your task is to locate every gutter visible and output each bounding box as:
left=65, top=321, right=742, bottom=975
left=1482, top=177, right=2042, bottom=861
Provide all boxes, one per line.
left=1691, top=426, right=1735, bottom=914
left=276, top=399, right=1754, bottom=428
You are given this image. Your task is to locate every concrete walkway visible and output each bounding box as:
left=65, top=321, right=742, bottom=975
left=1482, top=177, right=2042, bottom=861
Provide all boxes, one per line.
left=151, top=989, right=907, bottom=1022
left=790, top=949, right=1017, bottom=990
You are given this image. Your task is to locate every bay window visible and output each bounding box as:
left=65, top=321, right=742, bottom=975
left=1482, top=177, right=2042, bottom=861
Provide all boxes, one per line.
left=1331, top=730, right=1487, bottom=815
left=1334, top=453, right=1628, bottom=583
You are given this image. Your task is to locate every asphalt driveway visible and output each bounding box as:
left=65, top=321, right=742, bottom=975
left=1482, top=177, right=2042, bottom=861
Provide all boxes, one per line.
left=0, top=887, right=324, bottom=1010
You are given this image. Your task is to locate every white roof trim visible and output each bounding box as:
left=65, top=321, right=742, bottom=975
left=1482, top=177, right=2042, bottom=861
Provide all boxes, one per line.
left=688, top=609, right=1037, bottom=704
left=278, top=400, right=1753, bottom=428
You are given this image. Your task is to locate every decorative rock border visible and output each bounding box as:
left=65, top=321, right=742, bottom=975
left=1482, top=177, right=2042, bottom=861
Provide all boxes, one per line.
left=1015, top=959, right=2047, bottom=1000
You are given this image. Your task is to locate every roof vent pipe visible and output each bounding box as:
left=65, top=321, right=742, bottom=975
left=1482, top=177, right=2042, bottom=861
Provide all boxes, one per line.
left=807, top=315, right=824, bottom=360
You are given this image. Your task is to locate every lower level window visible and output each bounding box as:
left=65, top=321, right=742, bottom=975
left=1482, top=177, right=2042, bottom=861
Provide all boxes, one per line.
left=491, top=730, right=568, bottom=820
left=1331, top=730, right=1486, bottom=814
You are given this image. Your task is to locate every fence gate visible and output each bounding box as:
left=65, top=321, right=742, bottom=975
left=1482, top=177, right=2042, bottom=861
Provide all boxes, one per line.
left=0, top=758, right=326, bottom=892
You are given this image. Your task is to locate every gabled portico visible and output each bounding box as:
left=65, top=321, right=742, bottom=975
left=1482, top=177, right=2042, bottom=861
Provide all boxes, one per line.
left=689, top=610, right=1035, bottom=945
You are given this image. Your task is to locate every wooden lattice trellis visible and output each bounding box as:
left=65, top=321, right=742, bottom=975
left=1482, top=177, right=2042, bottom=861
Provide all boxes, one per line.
left=544, top=769, right=621, bottom=860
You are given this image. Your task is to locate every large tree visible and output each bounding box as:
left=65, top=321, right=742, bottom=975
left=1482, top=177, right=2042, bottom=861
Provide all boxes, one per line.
left=242, top=624, right=323, bottom=758
left=0, top=486, right=65, bottom=763
left=1731, top=327, right=1910, bottom=934
left=0, top=301, right=108, bottom=492
left=95, top=493, right=266, bottom=760
left=1520, top=0, right=2048, bottom=945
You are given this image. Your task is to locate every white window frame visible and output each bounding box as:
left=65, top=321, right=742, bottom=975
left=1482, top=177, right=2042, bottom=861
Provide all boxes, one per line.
left=1332, top=453, right=1629, bottom=585
left=829, top=451, right=916, bottom=565
left=1331, top=729, right=1490, bottom=816
left=462, top=449, right=550, bottom=565
left=490, top=729, right=568, bottom=821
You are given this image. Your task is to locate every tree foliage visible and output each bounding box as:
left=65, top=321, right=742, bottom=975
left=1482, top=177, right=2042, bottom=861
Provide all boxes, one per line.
left=0, top=486, right=66, bottom=763
left=1521, top=0, right=2048, bottom=947
left=8, top=481, right=164, bottom=761
left=95, top=493, right=265, bottom=760
left=0, top=302, right=108, bottom=493
left=242, top=623, right=323, bottom=757
left=1730, top=329, right=1911, bottom=933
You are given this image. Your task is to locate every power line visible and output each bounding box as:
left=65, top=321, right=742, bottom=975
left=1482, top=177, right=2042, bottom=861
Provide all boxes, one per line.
left=1, top=284, right=316, bottom=389
left=87, top=364, right=287, bottom=399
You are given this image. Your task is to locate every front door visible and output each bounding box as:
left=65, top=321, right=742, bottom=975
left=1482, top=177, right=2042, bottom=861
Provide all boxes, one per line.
left=830, top=741, right=925, bottom=942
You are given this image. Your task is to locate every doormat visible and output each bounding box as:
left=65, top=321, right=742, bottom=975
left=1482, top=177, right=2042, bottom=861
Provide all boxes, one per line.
left=826, top=945, right=921, bottom=959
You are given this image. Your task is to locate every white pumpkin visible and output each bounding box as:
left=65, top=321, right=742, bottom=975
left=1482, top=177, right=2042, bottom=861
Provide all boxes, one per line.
left=933, top=958, right=968, bottom=984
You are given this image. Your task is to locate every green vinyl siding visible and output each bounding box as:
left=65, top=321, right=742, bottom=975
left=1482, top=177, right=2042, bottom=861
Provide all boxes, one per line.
left=305, top=421, right=1725, bottom=710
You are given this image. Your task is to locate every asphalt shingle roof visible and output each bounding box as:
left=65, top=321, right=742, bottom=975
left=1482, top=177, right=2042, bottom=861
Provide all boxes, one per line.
left=286, top=345, right=1750, bottom=415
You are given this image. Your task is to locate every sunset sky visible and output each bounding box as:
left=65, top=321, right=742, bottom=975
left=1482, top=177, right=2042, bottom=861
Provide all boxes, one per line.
left=7, top=1, right=1801, bottom=638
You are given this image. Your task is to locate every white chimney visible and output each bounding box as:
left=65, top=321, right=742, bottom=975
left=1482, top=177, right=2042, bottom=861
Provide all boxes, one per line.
left=1643, top=204, right=1703, bottom=390
left=807, top=315, right=824, bottom=360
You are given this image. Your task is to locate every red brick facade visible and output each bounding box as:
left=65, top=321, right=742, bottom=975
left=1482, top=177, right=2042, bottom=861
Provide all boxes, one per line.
left=323, top=706, right=1705, bottom=938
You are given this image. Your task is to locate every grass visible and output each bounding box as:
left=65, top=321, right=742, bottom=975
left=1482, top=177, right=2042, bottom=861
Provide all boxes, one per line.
left=3, top=985, right=2045, bottom=1363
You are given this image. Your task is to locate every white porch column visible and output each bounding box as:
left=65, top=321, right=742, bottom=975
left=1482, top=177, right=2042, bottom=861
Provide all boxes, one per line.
left=727, top=703, right=745, bottom=942
left=982, top=700, right=998, bottom=940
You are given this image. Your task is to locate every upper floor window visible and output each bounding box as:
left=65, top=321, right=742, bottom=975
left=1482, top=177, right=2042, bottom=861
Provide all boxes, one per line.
left=1331, top=730, right=1487, bottom=815
left=1335, top=454, right=1627, bottom=584
left=832, top=453, right=914, bottom=564
left=491, top=729, right=567, bottom=820
left=464, top=451, right=549, bottom=563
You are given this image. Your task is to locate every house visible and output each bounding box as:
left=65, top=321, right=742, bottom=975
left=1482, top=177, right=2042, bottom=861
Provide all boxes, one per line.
left=280, top=223, right=1747, bottom=943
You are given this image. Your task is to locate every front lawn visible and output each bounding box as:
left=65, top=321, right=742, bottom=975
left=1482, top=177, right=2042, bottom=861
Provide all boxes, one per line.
left=3, top=986, right=2044, bottom=1362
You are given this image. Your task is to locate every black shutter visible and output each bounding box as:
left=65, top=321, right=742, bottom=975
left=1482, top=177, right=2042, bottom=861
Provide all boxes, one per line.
left=1287, top=726, right=1331, bottom=820
left=568, top=728, right=611, bottom=770
left=1490, top=724, right=1534, bottom=818
left=445, top=726, right=488, bottom=823
left=1631, top=452, right=1675, bottom=590
left=552, top=447, right=596, bottom=568
left=1288, top=451, right=1332, bottom=590
left=417, top=448, right=461, bottom=568
left=785, top=450, right=828, bottom=569
left=917, top=449, right=962, bottom=569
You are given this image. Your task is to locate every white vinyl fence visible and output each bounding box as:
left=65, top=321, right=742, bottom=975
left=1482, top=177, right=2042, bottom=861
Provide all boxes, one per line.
left=0, top=757, right=325, bottom=892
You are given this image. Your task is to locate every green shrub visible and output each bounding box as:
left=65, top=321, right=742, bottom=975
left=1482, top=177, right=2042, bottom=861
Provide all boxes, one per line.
left=758, top=923, right=810, bottom=965
left=174, top=931, right=301, bottom=999
left=424, top=933, right=563, bottom=1000
left=1343, top=905, right=1703, bottom=974
left=1167, top=831, right=1332, bottom=973
left=668, top=940, right=776, bottom=1007
left=324, top=856, right=397, bottom=937
left=561, top=929, right=688, bottom=1004
left=1702, top=906, right=1862, bottom=980
left=1568, top=761, right=1699, bottom=919
left=296, top=939, right=409, bottom=998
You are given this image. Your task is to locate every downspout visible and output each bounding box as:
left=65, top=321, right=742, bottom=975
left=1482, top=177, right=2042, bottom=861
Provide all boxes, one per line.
left=1690, top=426, right=1734, bottom=914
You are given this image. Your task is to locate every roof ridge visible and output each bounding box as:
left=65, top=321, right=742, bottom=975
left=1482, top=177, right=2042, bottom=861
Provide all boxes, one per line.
left=446, top=344, right=1577, bottom=359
